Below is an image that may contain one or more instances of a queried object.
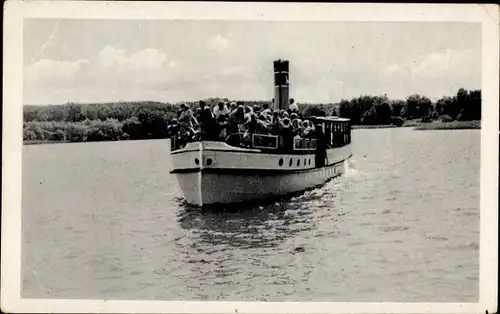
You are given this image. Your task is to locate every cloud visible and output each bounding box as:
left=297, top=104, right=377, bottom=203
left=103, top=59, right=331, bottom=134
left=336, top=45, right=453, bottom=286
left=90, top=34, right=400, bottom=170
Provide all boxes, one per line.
left=74, top=46, right=180, bottom=91
left=168, top=60, right=178, bottom=68
left=97, top=46, right=167, bottom=71
left=208, top=34, right=229, bottom=52
left=411, top=49, right=478, bottom=78
left=24, top=59, right=89, bottom=88
left=387, top=63, right=401, bottom=73
left=23, top=20, right=482, bottom=105
left=24, top=46, right=184, bottom=104
left=406, top=49, right=480, bottom=98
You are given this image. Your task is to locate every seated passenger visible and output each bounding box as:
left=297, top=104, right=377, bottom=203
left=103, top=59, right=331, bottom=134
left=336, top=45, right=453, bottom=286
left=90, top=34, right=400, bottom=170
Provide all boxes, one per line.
left=279, top=109, right=287, bottom=119
left=297, top=119, right=304, bottom=134
left=302, top=120, right=315, bottom=138
left=291, top=118, right=300, bottom=130
left=279, top=112, right=290, bottom=128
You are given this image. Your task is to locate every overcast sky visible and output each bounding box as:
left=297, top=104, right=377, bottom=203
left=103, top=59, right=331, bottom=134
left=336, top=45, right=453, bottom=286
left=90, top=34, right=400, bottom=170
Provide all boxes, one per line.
left=23, top=19, right=481, bottom=105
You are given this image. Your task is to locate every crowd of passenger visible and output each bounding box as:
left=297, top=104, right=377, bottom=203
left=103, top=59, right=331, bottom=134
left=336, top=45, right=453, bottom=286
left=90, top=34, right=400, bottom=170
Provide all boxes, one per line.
left=168, top=99, right=323, bottom=150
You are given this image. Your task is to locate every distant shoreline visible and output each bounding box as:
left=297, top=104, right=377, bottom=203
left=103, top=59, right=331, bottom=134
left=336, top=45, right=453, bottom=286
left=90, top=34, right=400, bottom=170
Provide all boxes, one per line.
left=24, top=140, right=72, bottom=145
left=352, top=120, right=480, bottom=130
left=413, top=120, right=481, bottom=130
left=23, top=120, right=480, bottom=145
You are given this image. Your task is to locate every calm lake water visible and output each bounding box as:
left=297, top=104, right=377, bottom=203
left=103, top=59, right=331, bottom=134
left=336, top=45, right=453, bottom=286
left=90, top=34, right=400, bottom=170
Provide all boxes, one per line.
left=22, top=128, right=480, bottom=302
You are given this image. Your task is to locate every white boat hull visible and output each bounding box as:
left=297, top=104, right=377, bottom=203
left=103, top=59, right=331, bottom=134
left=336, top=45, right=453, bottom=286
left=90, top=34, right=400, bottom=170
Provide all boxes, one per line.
left=175, top=161, right=347, bottom=206
left=171, top=141, right=352, bottom=206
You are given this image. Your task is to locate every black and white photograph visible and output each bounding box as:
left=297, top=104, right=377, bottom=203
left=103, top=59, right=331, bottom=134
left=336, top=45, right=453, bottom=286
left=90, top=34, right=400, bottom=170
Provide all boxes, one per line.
left=2, top=2, right=498, bottom=314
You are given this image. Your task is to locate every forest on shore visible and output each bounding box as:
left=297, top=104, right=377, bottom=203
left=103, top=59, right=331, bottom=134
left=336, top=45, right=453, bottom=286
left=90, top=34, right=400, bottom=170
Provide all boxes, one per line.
left=23, top=88, right=481, bottom=143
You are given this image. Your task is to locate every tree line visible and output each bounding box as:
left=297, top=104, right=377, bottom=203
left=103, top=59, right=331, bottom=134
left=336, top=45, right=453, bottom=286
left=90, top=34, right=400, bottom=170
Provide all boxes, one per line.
left=23, top=88, right=481, bottom=143
left=333, top=88, right=481, bottom=126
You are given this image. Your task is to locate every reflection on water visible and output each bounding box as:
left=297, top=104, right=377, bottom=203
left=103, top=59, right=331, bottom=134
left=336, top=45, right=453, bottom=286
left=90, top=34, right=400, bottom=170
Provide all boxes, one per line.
left=22, top=129, right=480, bottom=302
left=176, top=194, right=320, bottom=250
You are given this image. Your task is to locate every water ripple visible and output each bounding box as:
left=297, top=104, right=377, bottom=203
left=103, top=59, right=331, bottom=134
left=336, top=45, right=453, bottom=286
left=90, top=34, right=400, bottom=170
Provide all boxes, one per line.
left=22, top=130, right=480, bottom=302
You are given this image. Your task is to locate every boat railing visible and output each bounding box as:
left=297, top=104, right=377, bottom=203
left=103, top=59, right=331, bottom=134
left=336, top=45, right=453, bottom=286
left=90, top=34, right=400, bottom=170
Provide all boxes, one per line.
left=170, top=127, right=200, bottom=151
left=170, top=135, right=186, bottom=151
left=172, top=131, right=319, bottom=153
left=225, top=133, right=245, bottom=147
left=293, top=137, right=317, bottom=150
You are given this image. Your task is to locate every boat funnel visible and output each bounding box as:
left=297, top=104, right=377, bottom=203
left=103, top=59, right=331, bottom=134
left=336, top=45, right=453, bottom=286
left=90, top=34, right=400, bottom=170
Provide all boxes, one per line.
left=273, top=59, right=290, bottom=111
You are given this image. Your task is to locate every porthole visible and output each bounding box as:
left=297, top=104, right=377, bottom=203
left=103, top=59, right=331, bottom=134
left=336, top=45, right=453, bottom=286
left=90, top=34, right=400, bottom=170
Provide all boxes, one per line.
left=194, top=158, right=199, bottom=165
left=289, top=159, right=293, bottom=167
left=308, top=159, right=311, bottom=165
left=297, top=159, right=300, bottom=166
left=279, top=158, right=284, bottom=166
left=304, top=159, right=306, bottom=166
left=206, top=158, right=212, bottom=166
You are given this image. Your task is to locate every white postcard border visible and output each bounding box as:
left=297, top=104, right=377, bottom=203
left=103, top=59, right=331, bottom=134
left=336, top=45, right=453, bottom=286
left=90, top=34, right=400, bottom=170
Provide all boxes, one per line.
left=2, top=2, right=498, bottom=313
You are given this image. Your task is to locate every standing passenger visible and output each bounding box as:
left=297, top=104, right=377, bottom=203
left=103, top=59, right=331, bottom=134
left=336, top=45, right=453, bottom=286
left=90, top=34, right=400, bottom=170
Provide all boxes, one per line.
left=256, top=114, right=270, bottom=134
left=213, top=102, right=230, bottom=120
left=253, top=105, right=261, bottom=116
left=271, top=110, right=281, bottom=134
left=198, top=101, right=207, bottom=112
left=217, top=115, right=229, bottom=140
left=229, top=102, right=238, bottom=113
left=199, top=106, right=217, bottom=140
left=280, top=118, right=295, bottom=153
left=230, top=105, right=246, bottom=133
left=262, top=103, right=272, bottom=118
left=289, top=98, right=299, bottom=113
left=179, top=104, right=194, bottom=128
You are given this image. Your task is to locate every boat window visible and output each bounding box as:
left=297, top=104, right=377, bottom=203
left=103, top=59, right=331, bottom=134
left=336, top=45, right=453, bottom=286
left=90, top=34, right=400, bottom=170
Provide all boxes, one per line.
left=344, top=122, right=347, bottom=145
left=252, top=134, right=279, bottom=150
left=289, top=159, right=293, bottom=167
left=195, top=158, right=199, bottom=165
left=294, top=138, right=317, bottom=151
left=297, top=159, right=300, bottom=166
left=279, top=158, right=284, bottom=166
left=326, top=120, right=352, bottom=148
left=342, top=123, right=345, bottom=145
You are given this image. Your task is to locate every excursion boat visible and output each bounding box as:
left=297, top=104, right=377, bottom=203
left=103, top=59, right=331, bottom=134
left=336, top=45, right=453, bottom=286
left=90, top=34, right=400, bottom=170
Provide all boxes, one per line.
left=170, top=60, right=352, bottom=206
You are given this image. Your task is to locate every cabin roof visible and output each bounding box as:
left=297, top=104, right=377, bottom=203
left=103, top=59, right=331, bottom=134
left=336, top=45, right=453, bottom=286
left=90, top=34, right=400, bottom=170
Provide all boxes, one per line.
left=313, top=116, right=350, bottom=122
